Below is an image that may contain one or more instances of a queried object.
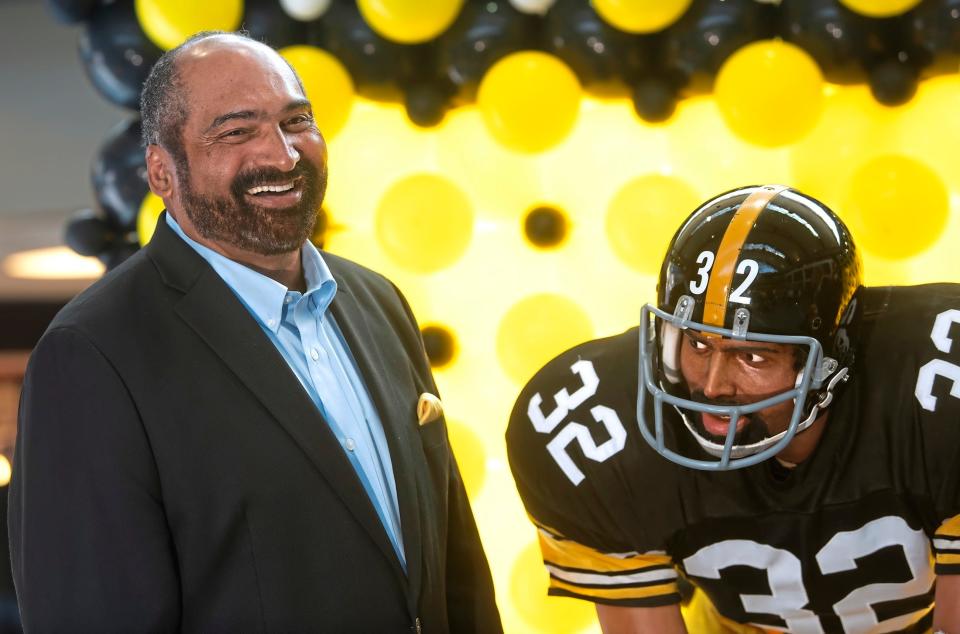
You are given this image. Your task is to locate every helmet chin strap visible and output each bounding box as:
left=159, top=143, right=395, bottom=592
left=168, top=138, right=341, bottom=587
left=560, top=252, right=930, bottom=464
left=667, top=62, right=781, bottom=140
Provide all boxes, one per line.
left=678, top=364, right=849, bottom=459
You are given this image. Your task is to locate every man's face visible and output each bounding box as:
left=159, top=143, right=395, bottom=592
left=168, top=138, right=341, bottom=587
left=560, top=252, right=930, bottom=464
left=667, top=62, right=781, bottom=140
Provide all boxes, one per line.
left=171, top=39, right=327, bottom=256
left=678, top=330, right=801, bottom=447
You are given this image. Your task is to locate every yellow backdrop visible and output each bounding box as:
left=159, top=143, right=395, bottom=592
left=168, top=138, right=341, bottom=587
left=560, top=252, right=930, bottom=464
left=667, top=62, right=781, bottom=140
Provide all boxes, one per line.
left=134, top=71, right=960, bottom=633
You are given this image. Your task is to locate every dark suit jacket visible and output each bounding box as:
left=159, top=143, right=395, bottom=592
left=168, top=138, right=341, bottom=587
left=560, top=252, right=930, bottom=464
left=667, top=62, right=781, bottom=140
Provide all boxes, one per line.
left=9, top=217, right=501, bottom=633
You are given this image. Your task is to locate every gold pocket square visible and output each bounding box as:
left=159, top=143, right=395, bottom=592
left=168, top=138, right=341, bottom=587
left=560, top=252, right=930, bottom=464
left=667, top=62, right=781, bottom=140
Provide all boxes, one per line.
left=417, top=393, right=444, bottom=426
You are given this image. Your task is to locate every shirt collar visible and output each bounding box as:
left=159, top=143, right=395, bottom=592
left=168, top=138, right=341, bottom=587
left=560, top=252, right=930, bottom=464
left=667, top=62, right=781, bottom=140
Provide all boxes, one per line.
left=165, top=213, right=337, bottom=333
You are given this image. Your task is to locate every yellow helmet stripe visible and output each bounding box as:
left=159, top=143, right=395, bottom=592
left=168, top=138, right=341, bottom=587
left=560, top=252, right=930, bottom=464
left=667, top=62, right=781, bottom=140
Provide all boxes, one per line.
left=702, top=185, right=789, bottom=329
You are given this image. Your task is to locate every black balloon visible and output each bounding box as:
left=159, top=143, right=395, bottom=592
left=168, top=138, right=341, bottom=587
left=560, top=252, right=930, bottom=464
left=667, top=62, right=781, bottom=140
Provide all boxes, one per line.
left=868, top=57, right=918, bottom=105
left=524, top=206, right=567, bottom=248
left=45, top=0, right=100, bottom=24
left=64, top=208, right=114, bottom=257
left=543, top=0, right=652, bottom=97
left=780, top=0, right=869, bottom=83
left=308, top=1, right=410, bottom=100
left=661, top=0, right=773, bottom=95
left=436, top=0, right=537, bottom=103
left=780, top=0, right=876, bottom=84
left=907, top=0, right=960, bottom=76
left=243, top=0, right=309, bottom=50
left=631, top=76, right=676, bottom=122
left=92, top=118, right=149, bottom=232
left=404, top=79, right=453, bottom=127
left=421, top=325, right=456, bottom=367
left=78, top=0, right=162, bottom=110
left=98, top=237, right=141, bottom=270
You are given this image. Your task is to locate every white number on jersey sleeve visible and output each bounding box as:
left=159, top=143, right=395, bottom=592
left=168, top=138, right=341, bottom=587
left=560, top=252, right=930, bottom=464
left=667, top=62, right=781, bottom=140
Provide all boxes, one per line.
left=528, top=359, right=598, bottom=433
left=527, top=360, right=626, bottom=485
left=915, top=309, right=960, bottom=412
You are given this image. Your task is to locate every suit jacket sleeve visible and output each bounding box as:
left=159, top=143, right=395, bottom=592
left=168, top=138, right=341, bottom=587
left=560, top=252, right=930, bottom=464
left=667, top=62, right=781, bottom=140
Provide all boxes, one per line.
left=391, top=284, right=502, bottom=633
left=9, top=326, right=180, bottom=632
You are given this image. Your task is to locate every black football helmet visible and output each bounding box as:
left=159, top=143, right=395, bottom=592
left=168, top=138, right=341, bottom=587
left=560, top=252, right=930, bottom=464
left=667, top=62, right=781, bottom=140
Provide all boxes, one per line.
left=637, top=185, right=863, bottom=470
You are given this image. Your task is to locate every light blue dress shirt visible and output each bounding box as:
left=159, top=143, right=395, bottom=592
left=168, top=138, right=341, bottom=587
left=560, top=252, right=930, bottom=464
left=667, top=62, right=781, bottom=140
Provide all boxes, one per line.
left=165, top=214, right=406, bottom=567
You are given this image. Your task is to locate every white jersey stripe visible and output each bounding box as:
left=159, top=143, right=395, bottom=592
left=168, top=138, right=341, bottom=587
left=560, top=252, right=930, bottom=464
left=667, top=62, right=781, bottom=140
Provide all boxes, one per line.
left=545, top=563, right=677, bottom=586
left=933, top=538, right=960, bottom=551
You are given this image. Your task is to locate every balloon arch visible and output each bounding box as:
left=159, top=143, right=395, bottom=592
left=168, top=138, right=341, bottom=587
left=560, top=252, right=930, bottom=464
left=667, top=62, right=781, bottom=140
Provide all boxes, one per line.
left=48, top=1, right=960, bottom=631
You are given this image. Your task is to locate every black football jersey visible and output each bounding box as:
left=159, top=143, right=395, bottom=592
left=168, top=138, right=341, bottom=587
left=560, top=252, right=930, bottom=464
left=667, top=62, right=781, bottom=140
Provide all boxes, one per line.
left=506, top=284, right=960, bottom=633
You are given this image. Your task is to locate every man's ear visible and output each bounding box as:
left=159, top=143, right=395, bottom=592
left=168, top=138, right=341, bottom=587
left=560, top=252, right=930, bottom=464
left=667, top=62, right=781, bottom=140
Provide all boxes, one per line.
left=145, top=144, right=175, bottom=198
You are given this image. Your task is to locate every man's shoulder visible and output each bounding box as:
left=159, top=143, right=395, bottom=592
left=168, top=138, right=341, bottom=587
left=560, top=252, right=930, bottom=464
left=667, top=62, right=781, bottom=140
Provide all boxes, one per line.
left=844, top=284, right=960, bottom=468
left=506, top=328, right=681, bottom=552
left=48, top=249, right=160, bottom=336
left=852, top=284, right=960, bottom=388
left=855, top=283, right=960, bottom=348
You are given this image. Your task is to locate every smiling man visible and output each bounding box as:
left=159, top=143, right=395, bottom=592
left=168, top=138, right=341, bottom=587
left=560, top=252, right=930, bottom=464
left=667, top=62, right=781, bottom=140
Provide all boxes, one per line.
left=507, top=185, right=960, bottom=632
left=9, top=32, right=500, bottom=633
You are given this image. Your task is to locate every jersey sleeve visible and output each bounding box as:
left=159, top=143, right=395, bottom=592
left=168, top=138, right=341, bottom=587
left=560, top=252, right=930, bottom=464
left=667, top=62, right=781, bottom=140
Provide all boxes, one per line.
left=534, top=518, right=680, bottom=606
left=859, top=285, right=960, bottom=574
left=506, top=330, right=684, bottom=608
left=933, top=515, right=960, bottom=574
left=911, top=286, right=960, bottom=574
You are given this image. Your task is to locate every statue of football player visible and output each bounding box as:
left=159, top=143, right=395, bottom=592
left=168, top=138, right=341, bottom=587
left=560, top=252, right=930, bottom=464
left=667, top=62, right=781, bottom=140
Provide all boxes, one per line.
left=506, top=185, right=960, bottom=633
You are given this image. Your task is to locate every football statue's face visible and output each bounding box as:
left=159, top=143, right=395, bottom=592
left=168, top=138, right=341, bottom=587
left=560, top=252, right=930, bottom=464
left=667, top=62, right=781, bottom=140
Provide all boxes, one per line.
left=678, top=331, right=802, bottom=452
left=637, top=185, right=862, bottom=471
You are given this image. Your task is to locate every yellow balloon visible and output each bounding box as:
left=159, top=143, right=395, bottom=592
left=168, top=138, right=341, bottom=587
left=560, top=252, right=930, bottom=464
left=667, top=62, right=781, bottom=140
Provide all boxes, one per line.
left=897, top=75, right=960, bottom=192
left=839, top=0, right=921, bottom=17
left=135, top=0, right=243, bottom=51
left=715, top=40, right=824, bottom=148
left=790, top=85, right=895, bottom=211
left=605, top=174, right=700, bottom=273
left=478, top=51, right=582, bottom=153
left=509, top=541, right=595, bottom=633
left=137, top=192, right=166, bottom=246
left=375, top=174, right=474, bottom=272
left=593, top=0, right=693, bottom=33
left=357, top=0, right=464, bottom=44
left=280, top=46, right=355, bottom=138
left=842, top=155, right=949, bottom=260
left=496, top=294, right=593, bottom=384
left=446, top=420, right=486, bottom=500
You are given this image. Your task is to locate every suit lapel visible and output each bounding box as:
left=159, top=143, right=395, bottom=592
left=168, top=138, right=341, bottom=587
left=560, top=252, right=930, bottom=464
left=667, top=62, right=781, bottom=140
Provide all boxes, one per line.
left=147, top=218, right=407, bottom=584
left=328, top=281, right=424, bottom=609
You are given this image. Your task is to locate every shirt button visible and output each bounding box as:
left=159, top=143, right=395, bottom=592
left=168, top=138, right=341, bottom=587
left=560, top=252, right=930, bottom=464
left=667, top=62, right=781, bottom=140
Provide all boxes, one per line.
left=310, top=347, right=320, bottom=361
left=285, top=296, right=292, bottom=304
left=344, top=438, right=356, bottom=452
left=267, top=319, right=277, bottom=327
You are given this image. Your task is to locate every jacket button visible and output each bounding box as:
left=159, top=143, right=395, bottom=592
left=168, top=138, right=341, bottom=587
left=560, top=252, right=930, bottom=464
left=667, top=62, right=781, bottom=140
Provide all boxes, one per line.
left=413, top=616, right=422, bottom=633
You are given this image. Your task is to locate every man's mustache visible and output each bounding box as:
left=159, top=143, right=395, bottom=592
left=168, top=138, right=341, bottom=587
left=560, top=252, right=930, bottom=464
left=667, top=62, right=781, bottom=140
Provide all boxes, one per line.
left=688, top=390, right=768, bottom=442
left=230, top=160, right=319, bottom=198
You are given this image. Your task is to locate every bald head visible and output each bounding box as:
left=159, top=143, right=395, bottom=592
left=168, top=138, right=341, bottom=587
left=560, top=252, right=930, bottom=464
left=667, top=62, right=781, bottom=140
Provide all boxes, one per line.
left=140, top=32, right=303, bottom=160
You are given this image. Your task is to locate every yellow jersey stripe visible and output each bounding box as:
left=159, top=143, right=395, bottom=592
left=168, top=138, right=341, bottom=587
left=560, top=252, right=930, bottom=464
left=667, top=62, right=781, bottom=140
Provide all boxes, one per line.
left=936, top=552, right=960, bottom=566
left=936, top=514, right=960, bottom=538
left=702, top=185, right=788, bottom=330
left=538, top=529, right=673, bottom=574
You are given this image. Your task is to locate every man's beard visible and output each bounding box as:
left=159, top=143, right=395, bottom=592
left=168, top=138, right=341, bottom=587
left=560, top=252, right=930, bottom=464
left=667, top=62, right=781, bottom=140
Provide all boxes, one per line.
left=688, top=390, right=773, bottom=447
left=177, top=157, right=327, bottom=256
